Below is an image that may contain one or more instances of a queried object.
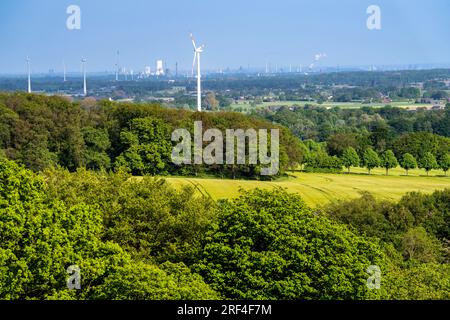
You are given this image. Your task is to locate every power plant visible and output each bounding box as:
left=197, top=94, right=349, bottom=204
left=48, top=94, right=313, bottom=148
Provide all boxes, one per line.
left=156, top=60, right=165, bottom=76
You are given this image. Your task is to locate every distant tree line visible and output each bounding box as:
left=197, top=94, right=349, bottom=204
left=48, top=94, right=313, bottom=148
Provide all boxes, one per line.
left=1, top=93, right=449, bottom=178
left=258, top=104, right=450, bottom=142
left=301, top=143, right=449, bottom=176
left=255, top=103, right=450, bottom=174
left=0, top=93, right=303, bottom=178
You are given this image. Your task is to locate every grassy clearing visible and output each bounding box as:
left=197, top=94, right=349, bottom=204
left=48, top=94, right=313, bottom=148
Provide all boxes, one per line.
left=164, top=170, right=450, bottom=207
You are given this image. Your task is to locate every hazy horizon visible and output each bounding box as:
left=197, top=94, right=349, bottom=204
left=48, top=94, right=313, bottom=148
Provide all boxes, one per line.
left=1, top=0, right=450, bottom=74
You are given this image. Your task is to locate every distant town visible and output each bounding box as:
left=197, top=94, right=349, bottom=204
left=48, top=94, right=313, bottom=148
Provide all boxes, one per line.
left=1, top=67, right=449, bottom=113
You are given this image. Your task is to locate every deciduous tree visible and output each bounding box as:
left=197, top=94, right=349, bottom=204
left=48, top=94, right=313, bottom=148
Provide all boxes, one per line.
left=381, top=150, right=398, bottom=176
left=400, top=153, right=417, bottom=176
left=419, top=152, right=438, bottom=176
left=341, top=147, right=360, bottom=173
left=363, top=148, right=380, bottom=174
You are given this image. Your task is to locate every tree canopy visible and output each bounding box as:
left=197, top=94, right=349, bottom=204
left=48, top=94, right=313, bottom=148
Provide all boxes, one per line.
left=195, top=188, right=386, bottom=300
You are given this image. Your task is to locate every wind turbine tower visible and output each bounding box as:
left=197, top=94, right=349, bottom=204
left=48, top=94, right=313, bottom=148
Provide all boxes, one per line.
left=63, top=60, right=67, bottom=82
left=115, top=50, right=120, bottom=81
left=26, top=56, right=31, bottom=93
left=190, top=33, right=205, bottom=112
left=81, top=58, right=87, bottom=96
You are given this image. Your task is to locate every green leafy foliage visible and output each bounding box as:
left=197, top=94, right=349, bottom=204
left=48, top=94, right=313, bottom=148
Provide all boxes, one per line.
left=114, top=117, right=172, bottom=175
left=195, top=188, right=386, bottom=300
left=438, top=154, right=450, bottom=176
left=82, top=127, right=111, bottom=170
left=323, top=190, right=450, bottom=299
left=419, top=152, right=438, bottom=176
left=0, top=93, right=304, bottom=179
left=400, top=153, right=417, bottom=175
left=341, top=147, right=360, bottom=173
left=42, top=167, right=217, bottom=264
left=0, top=159, right=217, bottom=300
left=0, top=147, right=448, bottom=300
left=88, top=261, right=219, bottom=300
left=304, top=150, right=343, bottom=173
left=363, top=148, right=380, bottom=174
left=398, top=190, right=450, bottom=242
left=382, top=263, right=450, bottom=300
left=380, top=150, right=398, bottom=175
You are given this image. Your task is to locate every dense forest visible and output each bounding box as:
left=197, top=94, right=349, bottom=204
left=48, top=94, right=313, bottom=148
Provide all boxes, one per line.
left=0, top=159, right=448, bottom=299
left=0, top=93, right=302, bottom=178
left=1, top=93, right=449, bottom=177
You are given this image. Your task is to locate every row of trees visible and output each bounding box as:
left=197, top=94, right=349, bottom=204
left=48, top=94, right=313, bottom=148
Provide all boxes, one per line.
left=341, top=147, right=450, bottom=176
left=302, top=137, right=450, bottom=176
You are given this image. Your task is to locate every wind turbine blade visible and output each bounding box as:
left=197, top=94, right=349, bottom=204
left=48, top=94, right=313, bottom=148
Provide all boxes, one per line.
left=190, top=33, right=197, bottom=50
left=192, top=52, right=197, bottom=77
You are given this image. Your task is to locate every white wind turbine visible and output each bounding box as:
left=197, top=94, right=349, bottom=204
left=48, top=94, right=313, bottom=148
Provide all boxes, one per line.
left=63, top=60, right=67, bottom=82
left=26, top=56, right=31, bottom=93
left=190, top=33, right=205, bottom=112
left=115, top=50, right=120, bottom=81
left=81, top=57, right=87, bottom=96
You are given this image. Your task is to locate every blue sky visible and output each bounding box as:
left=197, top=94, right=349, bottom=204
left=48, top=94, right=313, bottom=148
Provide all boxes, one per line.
left=1, top=0, right=450, bottom=73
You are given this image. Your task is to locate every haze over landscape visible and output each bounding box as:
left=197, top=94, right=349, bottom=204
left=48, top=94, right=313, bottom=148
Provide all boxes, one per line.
left=1, top=0, right=450, bottom=74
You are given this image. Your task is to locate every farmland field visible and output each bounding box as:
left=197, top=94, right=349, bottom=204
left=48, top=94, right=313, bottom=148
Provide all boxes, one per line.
left=164, top=169, right=450, bottom=207
left=230, top=100, right=431, bottom=111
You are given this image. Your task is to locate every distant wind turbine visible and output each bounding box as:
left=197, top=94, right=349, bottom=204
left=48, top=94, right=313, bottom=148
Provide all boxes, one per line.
left=190, top=33, right=205, bottom=112
left=81, top=57, right=87, bottom=96
left=26, top=56, right=31, bottom=93
left=63, top=60, right=67, bottom=82
left=115, top=50, right=120, bottom=81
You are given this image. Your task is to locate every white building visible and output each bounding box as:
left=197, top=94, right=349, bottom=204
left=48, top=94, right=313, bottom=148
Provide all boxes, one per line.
left=144, top=66, right=151, bottom=77
left=156, top=60, right=164, bottom=76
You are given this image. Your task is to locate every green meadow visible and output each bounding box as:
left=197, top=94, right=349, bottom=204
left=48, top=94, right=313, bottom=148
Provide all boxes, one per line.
left=230, top=100, right=430, bottom=111
left=164, top=169, right=450, bottom=207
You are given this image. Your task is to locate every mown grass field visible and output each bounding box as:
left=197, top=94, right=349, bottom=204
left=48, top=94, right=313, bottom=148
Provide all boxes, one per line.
left=164, top=169, right=450, bottom=207
left=230, top=100, right=430, bottom=111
